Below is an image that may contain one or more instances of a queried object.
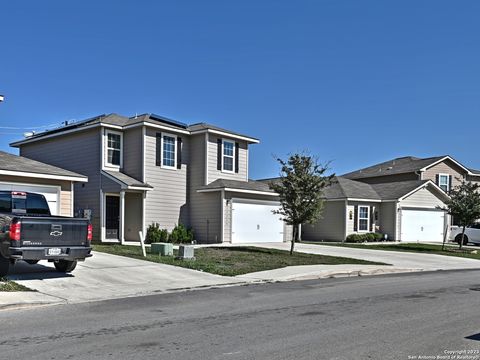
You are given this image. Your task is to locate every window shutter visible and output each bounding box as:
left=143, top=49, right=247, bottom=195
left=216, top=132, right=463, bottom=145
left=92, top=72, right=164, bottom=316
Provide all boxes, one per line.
left=370, top=206, right=374, bottom=232
left=217, top=139, right=222, bottom=170
left=235, top=142, right=240, bottom=173
left=436, top=174, right=439, bottom=185
left=156, top=133, right=161, bottom=166
left=177, top=137, right=182, bottom=169
left=353, top=205, right=358, bottom=232
left=448, top=175, right=453, bottom=191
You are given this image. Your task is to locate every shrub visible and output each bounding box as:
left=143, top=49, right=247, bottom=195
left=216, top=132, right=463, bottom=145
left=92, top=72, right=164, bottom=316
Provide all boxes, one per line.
left=346, top=232, right=384, bottom=243
left=146, top=223, right=165, bottom=244
left=170, top=223, right=195, bottom=244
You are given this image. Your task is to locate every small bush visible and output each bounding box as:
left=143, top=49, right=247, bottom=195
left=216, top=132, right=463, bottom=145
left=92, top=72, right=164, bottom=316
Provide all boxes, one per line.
left=170, top=223, right=194, bottom=244
left=145, top=223, right=169, bottom=244
left=346, top=232, right=384, bottom=243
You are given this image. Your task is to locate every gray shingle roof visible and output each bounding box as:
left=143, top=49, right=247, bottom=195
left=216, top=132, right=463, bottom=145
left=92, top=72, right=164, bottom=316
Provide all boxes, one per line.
left=11, top=113, right=258, bottom=146
left=198, top=179, right=276, bottom=193
left=324, top=177, right=381, bottom=200
left=188, top=123, right=259, bottom=142
left=259, top=176, right=435, bottom=201
left=370, top=180, right=429, bottom=200
left=342, top=156, right=446, bottom=180
left=102, top=170, right=152, bottom=189
left=0, top=151, right=87, bottom=179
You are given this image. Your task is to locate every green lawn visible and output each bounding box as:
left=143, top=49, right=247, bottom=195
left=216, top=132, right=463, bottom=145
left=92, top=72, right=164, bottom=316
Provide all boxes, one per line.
left=0, top=278, right=35, bottom=292
left=93, top=244, right=387, bottom=276
left=305, top=242, right=480, bottom=261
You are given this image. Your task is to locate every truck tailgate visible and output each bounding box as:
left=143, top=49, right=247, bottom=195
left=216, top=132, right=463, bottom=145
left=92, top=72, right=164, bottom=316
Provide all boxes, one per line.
left=20, top=217, right=89, bottom=247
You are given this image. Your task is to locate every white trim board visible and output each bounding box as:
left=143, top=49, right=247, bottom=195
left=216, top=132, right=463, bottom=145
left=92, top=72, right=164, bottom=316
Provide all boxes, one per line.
left=0, top=169, right=87, bottom=182
left=190, top=129, right=259, bottom=144
left=198, top=188, right=278, bottom=196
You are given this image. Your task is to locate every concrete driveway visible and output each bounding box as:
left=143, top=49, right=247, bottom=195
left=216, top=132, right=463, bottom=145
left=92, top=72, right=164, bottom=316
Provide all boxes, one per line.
left=252, top=242, right=480, bottom=270
left=6, top=251, right=243, bottom=304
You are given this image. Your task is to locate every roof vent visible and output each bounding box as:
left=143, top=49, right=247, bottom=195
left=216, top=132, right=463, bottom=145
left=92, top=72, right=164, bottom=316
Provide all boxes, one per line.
left=386, top=166, right=393, bottom=170
left=23, top=131, right=35, bottom=138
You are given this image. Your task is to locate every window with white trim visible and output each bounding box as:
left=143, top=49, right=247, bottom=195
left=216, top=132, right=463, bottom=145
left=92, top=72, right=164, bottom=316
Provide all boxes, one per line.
left=222, top=140, right=235, bottom=172
left=106, top=131, right=122, bottom=167
left=358, top=206, right=369, bottom=232
left=162, top=134, right=176, bottom=168
left=438, top=174, right=449, bottom=192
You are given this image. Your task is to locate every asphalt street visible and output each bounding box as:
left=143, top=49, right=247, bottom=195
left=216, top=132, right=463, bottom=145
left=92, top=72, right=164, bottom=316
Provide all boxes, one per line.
left=1, top=270, right=480, bottom=360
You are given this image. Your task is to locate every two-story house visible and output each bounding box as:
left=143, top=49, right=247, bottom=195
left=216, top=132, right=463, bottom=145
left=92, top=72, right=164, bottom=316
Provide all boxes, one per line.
left=10, top=113, right=291, bottom=244
left=302, top=155, right=480, bottom=243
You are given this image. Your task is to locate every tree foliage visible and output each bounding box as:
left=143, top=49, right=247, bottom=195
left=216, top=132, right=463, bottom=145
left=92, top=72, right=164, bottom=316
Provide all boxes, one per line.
left=441, top=180, right=480, bottom=249
left=269, top=153, right=335, bottom=254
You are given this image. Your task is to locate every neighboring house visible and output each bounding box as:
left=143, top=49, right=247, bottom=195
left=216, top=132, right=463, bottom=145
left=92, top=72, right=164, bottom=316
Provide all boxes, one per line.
left=0, top=151, right=87, bottom=216
left=303, top=155, right=480, bottom=243
left=11, top=113, right=290, bottom=244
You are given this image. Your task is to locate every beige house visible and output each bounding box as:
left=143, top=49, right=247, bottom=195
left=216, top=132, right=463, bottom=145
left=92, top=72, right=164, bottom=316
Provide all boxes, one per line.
left=11, top=113, right=290, bottom=244
left=303, top=156, right=480, bottom=243
left=0, top=151, right=88, bottom=216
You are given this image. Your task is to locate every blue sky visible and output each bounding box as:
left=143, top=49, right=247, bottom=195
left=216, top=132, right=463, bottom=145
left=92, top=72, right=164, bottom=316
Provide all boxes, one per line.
left=1, top=0, right=479, bottom=178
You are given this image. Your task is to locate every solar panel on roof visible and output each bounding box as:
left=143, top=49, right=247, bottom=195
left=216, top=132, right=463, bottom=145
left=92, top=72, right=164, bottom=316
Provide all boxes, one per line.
left=150, top=114, right=188, bottom=128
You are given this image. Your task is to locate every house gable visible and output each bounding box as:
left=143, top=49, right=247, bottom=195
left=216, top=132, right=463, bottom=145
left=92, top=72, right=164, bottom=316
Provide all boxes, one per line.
left=399, top=186, right=446, bottom=209
left=421, top=158, right=467, bottom=189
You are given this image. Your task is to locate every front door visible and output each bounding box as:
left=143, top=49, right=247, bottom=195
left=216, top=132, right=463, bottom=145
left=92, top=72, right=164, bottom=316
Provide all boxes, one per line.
left=106, top=195, right=120, bottom=240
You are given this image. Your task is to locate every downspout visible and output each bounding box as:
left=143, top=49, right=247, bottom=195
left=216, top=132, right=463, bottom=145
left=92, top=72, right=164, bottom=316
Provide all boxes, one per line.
left=343, top=199, right=348, bottom=242
left=220, top=189, right=225, bottom=243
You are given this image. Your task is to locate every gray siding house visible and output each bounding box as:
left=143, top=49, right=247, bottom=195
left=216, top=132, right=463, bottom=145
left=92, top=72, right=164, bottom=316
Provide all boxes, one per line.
left=303, top=155, right=480, bottom=243
left=11, top=113, right=290, bottom=244
left=0, top=151, right=88, bottom=217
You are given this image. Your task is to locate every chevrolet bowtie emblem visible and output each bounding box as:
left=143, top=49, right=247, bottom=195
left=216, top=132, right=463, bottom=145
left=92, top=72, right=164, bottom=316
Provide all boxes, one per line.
left=50, top=231, right=63, bottom=237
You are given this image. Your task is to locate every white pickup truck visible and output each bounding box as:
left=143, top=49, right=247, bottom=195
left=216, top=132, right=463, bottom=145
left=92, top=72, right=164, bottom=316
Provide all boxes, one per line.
left=450, top=224, right=480, bottom=245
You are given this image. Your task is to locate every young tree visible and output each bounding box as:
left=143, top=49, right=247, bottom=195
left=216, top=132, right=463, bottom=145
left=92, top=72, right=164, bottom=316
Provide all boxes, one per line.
left=442, top=180, right=480, bottom=250
left=269, top=153, right=335, bottom=255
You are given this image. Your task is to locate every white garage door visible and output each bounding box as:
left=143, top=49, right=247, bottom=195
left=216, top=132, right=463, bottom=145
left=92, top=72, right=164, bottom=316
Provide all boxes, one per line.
left=232, top=201, right=284, bottom=243
left=0, top=183, right=59, bottom=215
left=401, top=209, right=445, bottom=242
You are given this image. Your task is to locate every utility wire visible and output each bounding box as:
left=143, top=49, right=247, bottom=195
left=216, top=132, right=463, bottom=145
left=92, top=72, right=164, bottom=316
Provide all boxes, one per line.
left=0, top=122, right=60, bottom=130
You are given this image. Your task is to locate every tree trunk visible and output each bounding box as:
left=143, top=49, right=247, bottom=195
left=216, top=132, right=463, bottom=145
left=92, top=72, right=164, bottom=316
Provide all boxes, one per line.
left=460, top=225, right=466, bottom=250
left=290, top=224, right=299, bottom=255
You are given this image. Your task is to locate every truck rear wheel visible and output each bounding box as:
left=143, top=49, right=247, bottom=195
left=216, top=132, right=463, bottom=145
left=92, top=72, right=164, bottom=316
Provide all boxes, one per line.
left=0, top=256, right=10, bottom=277
left=54, top=260, right=77, bottom=273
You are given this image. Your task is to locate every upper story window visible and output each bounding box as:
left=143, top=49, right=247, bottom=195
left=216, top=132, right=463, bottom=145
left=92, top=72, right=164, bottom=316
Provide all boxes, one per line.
left=222, top=140, right=235, bottom=172
left=438, top=173, right=450, bottom=192
left=106, top=130, right=122, bottom=167
left=358, top=206, right=369, bottom=232
left=162, top=134, right=176, bottom=168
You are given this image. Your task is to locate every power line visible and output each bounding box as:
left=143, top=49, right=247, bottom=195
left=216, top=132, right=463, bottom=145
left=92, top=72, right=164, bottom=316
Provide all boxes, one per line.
left=0, top=122, right=60, bottom=130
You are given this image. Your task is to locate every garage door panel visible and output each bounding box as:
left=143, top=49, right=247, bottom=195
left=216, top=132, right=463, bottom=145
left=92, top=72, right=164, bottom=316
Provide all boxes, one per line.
left=0, top=183, right=59, bottom=215
left=232, top=202, right=283, bottom=243
left=401, top=209, right=445, bottom=242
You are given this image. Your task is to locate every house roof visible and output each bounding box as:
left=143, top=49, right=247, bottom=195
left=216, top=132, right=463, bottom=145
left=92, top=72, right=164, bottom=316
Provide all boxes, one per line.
left=102, top=170, right=152, bottom=190
left=342, top=156, right=447, bottom=180
left=0, top=151, right=88, bottom=181
left=323, top=177, right=382, bottom=200
left=260, top=175, right=445, bottom=202
left=198, top=179, right=277, bottom=195
left=370, top=180, right=430, bottom=200
left=10, top=113, right=259, bottom=146
left=188, top=123, right=260, bottom=143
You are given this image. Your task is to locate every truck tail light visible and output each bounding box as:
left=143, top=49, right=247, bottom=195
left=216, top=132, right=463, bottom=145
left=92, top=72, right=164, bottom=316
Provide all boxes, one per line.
left=87, top=224, right=93, bottom=242
left=9, top=221, right=21, bottom=241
